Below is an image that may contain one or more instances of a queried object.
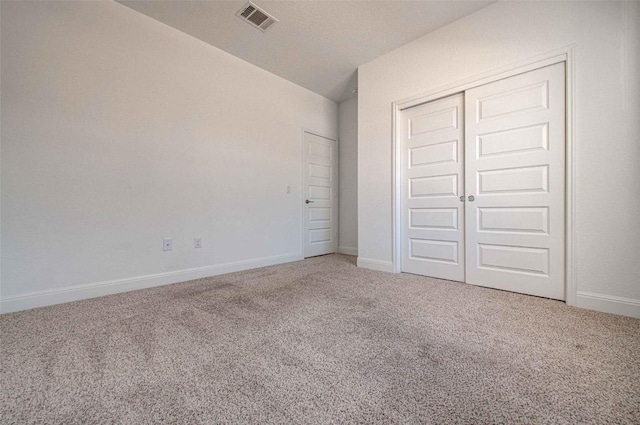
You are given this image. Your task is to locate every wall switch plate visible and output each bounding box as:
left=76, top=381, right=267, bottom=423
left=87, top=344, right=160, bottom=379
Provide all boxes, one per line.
left=194, top=237, right=202, bottom=249
left=163, top=238, right=172, bottom=251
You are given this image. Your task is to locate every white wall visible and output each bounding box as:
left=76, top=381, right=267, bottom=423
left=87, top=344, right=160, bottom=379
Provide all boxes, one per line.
left=0, top=1, right=337, bottom=312
left=358, top=1, right=640, bottom=317
left=338, top=97, right=358, bottom=256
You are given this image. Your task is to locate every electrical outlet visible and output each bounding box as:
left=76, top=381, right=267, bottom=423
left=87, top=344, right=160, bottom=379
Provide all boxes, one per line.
left=163, top=238, right=172, bottom=251
left=194, top=237, right=202, bottom=249
left=286, top=185, right=291, bottom=194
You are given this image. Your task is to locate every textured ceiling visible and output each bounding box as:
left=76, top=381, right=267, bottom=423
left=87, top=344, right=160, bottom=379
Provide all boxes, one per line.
left=118, top=1, right=494, bottom=102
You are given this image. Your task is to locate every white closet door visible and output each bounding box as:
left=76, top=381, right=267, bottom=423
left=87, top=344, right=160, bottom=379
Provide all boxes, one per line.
left=464, top=63, right=565, bottom=300
left=401, top=93, right=465, bottom=281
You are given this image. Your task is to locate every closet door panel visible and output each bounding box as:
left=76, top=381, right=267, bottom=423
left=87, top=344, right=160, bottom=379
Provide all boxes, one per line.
left=400, top=93, right=465, bottom=281
left=464, top=63, right=566, bottom=300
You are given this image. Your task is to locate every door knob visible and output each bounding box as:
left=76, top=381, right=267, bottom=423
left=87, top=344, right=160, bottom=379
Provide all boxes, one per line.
left=459, top=196, right=465, bottom=202
left=468, top=195, right=475, bottom=202
left=305, top=199, right=314, bottom=204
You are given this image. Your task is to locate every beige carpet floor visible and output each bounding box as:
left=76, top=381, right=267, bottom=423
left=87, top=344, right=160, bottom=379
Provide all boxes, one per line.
left=1, top=254, right=639, bottom=424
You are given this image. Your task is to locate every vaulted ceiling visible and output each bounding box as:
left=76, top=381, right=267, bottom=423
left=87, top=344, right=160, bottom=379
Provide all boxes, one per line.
left=118, top=1, right=494, bottom=102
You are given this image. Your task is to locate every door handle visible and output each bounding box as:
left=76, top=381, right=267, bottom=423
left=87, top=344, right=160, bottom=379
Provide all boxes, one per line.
left=459, top=196, right=465, bottom=202
left=468, top=195, right=475, bottom=202
left=305, top=200, right=314, bottom=204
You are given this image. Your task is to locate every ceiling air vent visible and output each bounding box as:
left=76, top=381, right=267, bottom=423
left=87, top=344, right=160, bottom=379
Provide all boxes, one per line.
left=236, top=2, right=278, bottom=32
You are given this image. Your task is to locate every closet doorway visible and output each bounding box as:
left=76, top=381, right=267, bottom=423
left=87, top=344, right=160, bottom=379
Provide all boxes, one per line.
left=398, top=62, right=566, bottom=300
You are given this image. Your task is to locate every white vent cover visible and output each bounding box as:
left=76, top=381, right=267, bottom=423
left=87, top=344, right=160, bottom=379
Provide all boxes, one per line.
left=236, top=2, right=278, bottom=32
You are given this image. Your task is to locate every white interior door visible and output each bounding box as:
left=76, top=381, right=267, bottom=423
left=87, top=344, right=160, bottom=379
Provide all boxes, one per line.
left=400, top=93, right=465, bottom=281
left=464, top=63, right=566, bottom=300
left=303, top=131, right=338, bottom=257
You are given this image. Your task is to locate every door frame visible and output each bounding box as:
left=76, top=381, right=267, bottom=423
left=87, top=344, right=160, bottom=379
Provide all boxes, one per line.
left=300, top=128, right=339, bottom=258
left=391, top=45, right=577, bottom=305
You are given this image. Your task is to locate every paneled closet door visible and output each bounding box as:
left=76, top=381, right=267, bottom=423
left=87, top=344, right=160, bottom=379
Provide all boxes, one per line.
left=464, top=63, right=566, bottom=300
left=400, top=93, right=465, bottom=281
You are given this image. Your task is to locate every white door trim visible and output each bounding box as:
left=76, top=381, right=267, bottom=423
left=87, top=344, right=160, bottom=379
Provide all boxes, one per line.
left=391, top=45, right=577, bottom=306
left=300, top=128, right=339, bottom=257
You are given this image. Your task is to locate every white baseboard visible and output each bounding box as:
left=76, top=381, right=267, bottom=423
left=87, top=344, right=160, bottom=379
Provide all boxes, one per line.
left=357, top=257, right=395, bottom=273
left=576, top=291, right=640, bottom=319
left=338, top=246, right=358, bottom=256
left=0, top=252, right=302, bottom=314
